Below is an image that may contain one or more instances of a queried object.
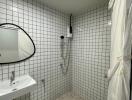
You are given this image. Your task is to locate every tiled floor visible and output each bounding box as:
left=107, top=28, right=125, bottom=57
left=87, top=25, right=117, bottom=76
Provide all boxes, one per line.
left=56, top=92, right=83, bottom=100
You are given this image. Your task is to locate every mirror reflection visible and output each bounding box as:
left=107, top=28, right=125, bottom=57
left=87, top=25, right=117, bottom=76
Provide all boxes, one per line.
left=0, top=23, right=35, bottom=64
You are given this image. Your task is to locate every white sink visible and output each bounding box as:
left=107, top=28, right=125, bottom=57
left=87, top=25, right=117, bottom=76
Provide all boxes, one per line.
left=0, top=75, right=37, bottom=100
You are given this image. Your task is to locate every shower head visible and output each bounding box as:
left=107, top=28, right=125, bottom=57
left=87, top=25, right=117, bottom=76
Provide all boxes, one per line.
left=60, top=35, right=64, bottom=39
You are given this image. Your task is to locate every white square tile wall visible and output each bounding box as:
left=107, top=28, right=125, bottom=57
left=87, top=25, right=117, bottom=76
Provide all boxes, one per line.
left=71, top=6, right=111, bottom=100
left=0, top=0, right=111, bottom=100
left=0, top=0, right=71, bottom=100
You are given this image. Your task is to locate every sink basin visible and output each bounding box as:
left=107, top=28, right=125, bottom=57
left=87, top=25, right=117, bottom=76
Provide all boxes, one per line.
left=0, top=75, right=37, bottom=100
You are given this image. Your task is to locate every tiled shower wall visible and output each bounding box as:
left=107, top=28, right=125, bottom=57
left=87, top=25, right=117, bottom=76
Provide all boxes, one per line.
left=0, top=0, right=72, bottom=100
left=72, top=6, right=111, bottom=100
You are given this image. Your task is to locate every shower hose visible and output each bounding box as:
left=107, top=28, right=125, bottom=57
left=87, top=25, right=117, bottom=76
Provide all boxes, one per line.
left=60, top=38, right=71, bottom=74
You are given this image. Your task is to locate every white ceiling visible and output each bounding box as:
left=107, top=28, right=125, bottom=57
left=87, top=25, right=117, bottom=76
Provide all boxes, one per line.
left=39, top=0, right=108, bottom=14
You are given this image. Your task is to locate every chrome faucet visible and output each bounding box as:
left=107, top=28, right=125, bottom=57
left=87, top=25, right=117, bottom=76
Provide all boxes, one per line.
left=10, top=71, right=15, bottom=85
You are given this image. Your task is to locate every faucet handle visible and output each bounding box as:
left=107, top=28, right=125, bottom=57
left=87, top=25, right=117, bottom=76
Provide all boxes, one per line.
left=10, top=71, right=15, bottom=85
left=11, top=71, right=15, bottom=76
left=10, top=71, right=15, bottom=80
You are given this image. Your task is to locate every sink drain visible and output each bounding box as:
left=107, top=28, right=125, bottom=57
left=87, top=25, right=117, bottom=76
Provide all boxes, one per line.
left=12, top=88, right=17, bottom=91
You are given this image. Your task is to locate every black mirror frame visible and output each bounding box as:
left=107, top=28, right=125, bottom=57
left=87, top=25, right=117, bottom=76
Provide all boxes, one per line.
left=0, top=23, right=36, bottom=64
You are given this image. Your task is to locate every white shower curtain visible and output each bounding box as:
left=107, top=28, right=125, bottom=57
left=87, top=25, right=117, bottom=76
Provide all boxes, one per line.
left=107, top=0, right=132, bottom=100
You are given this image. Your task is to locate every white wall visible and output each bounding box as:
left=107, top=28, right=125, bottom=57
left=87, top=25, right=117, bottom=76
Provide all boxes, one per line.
left=0, top=0, right=111, bottom=100
left=71, top=6, right=111, bottom=100
left=0, top=0, right=71, bottom=100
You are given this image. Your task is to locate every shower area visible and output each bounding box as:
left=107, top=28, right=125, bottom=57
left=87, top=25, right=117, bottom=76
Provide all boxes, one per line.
left=0, top=0, right=112, bottom=100
left=58, top=6, right=111, bottom=100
